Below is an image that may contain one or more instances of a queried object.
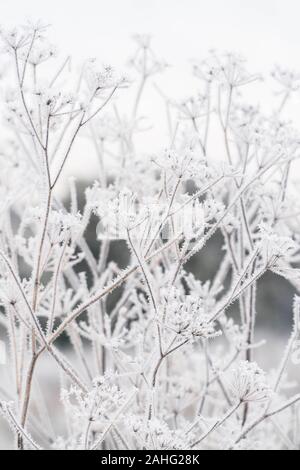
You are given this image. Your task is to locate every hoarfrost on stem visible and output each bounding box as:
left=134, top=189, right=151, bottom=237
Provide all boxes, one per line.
left=0, top=24, right=299, bottom=451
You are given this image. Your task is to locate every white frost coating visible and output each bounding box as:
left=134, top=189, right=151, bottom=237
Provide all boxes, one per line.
left=0, top=23, right=299, bottom=451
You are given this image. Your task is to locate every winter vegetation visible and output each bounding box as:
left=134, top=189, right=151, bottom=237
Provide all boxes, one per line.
left=0, top=22, right=300, bottom=450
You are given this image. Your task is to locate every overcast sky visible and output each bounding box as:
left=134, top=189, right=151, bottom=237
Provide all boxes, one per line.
left=1, top=0, right=300, bottom=71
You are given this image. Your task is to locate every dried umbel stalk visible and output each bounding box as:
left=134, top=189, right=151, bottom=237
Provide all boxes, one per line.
left=0, top=23, right=299, bottom=450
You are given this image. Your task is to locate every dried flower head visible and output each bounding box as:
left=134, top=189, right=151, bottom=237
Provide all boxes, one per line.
left=228, top=361, right=272, bottom=403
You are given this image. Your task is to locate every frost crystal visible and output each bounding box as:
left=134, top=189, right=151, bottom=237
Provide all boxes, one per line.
left=0, top=24, right=299, bottom=452
left=228, top=361, right=272, bottom=403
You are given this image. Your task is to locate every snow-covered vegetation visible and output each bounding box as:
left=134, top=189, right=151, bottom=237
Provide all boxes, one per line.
left=0, top=23, right=300, bottom=450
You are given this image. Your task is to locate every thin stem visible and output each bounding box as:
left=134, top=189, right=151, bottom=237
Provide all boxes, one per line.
left=191, top=401, right=241, bottom=448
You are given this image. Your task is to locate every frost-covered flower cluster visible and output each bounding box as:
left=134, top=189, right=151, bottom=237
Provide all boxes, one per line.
left=0, top=24, right=300, bottom=451
left=163, top=287, right=221, bottom=341
left=228, top=361, right=272, bottom=403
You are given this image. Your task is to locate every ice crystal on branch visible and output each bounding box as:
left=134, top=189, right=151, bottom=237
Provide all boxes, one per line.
left=0, top=24, right=299, bottom=451
left=228, top=361, right=272, bottom=403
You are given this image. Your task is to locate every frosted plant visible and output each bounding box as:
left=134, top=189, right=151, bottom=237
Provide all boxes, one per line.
left=0, top=24, right=299, bottom=451
left=228, top=361, right=272, bottom=403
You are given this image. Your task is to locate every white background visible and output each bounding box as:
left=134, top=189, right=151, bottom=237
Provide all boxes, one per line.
left=1, top=0, right=300, bottom=72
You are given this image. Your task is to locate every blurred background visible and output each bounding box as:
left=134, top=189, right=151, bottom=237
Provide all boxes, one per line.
left=0, top=0, right=300, bottom=448
left=2, top=0, right=300, bottom=70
